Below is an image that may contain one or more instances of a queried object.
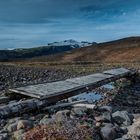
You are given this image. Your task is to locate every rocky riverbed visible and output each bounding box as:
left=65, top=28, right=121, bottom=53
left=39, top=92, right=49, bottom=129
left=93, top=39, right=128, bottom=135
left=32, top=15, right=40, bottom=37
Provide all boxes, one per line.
left=0, top=64, right=139, bottom=140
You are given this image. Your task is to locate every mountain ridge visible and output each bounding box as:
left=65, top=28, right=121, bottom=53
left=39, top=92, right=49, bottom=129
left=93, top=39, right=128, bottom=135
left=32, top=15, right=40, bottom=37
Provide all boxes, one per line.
left=0, top=40, right=95, bottom=61
left=29, top=36, right=140, bottom=63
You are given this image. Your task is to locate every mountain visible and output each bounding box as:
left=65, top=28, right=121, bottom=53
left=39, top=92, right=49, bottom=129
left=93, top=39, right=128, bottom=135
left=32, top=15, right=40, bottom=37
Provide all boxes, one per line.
left=47, top=39, right=94, bottom=48
left=0, top=40, right=94, bottom=61
left=29, top=37, right=140, bottom=63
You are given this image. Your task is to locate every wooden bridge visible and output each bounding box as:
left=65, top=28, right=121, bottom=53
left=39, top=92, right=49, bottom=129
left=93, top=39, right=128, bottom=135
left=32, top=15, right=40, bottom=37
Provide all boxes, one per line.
left=9, top=68, right=131, bottom=100
left=0, top=68, right=134, bottom=119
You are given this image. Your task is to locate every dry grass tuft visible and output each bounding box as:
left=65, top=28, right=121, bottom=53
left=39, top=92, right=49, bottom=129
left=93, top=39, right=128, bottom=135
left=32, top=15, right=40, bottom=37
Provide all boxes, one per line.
left=23, top=120, right=95, bottom=140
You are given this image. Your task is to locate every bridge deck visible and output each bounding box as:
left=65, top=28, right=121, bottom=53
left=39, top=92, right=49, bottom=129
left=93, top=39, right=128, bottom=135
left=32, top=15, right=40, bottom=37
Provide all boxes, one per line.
left=9, top=68, right=131, bottom=99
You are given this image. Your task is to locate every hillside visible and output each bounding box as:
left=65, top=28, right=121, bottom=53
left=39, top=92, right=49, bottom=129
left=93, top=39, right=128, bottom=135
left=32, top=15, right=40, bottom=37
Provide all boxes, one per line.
left=0, top=40, right=94, bottom=61
left=30, top=37, right=140, bottom=63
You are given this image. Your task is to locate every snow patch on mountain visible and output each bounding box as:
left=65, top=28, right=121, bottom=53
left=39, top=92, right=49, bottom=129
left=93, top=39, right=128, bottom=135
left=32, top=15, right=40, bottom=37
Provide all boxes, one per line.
left=48, top=39, right=95, bottom=48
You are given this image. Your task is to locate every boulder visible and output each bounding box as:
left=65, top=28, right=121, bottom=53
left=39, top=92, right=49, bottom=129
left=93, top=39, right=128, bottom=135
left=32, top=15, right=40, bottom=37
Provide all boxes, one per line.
left=40, top=117, right=54, bottom=125
left=112, top=111, right=133, bottom=126
left=100, top=123, right=117, bottom=140
left=17, top=120, right=33, bottom=130
left=115, top=138, right=127, bottom=140
left=95, top=112, right=112, bottom=123
left=123, top=117, right=140, bottom=140
left=7, top=122, right=18, bottom=132
left=71, top=107, right=86, bottom=117
left=0, top=133, right=8, bottom=140
left=54, top=110, right=70, bottom=122
left=100, top=106, right=113, bottom=113
left=13, top=129, right=25, bottom=140
left=8, top=117, right=21, bottom=124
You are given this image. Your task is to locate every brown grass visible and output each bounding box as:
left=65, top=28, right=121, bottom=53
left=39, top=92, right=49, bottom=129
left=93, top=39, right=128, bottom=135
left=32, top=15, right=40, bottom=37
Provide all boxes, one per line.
left=23, top=120, right=94, bottom=140
left=27, top=37, right=140, bottom=63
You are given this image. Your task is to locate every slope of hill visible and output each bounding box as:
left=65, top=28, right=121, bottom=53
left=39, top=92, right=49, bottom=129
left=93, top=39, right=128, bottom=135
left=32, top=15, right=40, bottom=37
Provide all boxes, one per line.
left=0, top=40, right=94, bottom=61
left=30, top=37, right=140, bottom=63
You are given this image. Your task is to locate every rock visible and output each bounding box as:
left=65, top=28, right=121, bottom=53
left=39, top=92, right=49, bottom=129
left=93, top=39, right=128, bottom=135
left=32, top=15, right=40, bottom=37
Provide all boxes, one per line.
left=96, top=122, right=102, bottom=127
left=102, top=112, right=112, bottom=122
left=132, top=113, right=140, bottom=121
left=0, top=133, right=8, bottom=140
left=8, top=117, right=21, bottom=124
left=13, top=129, right=25, bottom=140
left=17, top=120, right=33, bottom=130
left=100, top=106, right=113, bottom=113
left=7, top=122, right=18, bottom=132
left=120, top=127, right=128, bottom=134
left=95, top=112, right=112, bottom=123
left=115, top=138, right=127, bottom=140
left=0, top=120, right=6, bottom=127
left=100, top=123, right=117, bottom=140
left=112, top=111, right=133, bottom=126
left=40, top=117, right=54, bottom=125
left=54, top=110, right=70, bottom=122
left=123, top=117, right=140, bottom=140
left=71, top=107, right=86, bottom=117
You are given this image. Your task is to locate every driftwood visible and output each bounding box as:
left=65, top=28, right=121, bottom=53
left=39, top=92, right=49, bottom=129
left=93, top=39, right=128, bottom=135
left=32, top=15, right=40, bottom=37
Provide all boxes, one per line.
left=43, top=100, right=87, bottom=111
left=72, top=103, right=96, bottom=109
left=0, top=99, right=49, bottom=119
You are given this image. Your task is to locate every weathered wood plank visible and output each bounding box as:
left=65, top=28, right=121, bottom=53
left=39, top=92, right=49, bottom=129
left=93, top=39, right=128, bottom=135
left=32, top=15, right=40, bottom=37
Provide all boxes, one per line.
left=0, top=98, right=49, bottom=119
left=103, top=68, right=130, bottom=75
left=0, top=68, right=133, bottom=119
left=43, top=100, right=87, bottom=111
left=9, top=68, right=131, bottom=99
left=10, top=81, right=82, bottom=99
left=66, top=73, right=113, bottom=85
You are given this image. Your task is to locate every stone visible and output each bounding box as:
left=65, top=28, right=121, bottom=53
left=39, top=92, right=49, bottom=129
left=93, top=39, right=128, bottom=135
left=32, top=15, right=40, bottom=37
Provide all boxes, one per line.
left=112, top=111, right=133, bottom=126
left=132, top=113, right=140, bottom=121
left=8, top=117, right=21, bottom=124
left=100, top=123, right=117, bottom=140
left=7, top=122, right=18, bottom=132
left=0, top=120, right=6, bottom=127
left=13, top=129, right=25, bottom=140
left=120, top=127, right=128, bottom=134
left=40, top=117, right=54, bottom=125
left=71, top=107, right=86, bottom=117
left=95, top=112, right=112, bottom=123
left=17, top=120, right=33, bottom=130
left=115, top=138, right=127, bottom=140
left=100, top=106, right=113, bottom=113
left=0, top=133, right=8, bottom=140
left=123, top=117, right=140, bottom=140
left=54, top=110, right=70, bottom=122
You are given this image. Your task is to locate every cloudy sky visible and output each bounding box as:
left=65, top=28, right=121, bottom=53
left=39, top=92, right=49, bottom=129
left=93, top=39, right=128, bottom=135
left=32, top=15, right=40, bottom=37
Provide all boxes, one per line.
left=0, top=0, right=140, bottom=49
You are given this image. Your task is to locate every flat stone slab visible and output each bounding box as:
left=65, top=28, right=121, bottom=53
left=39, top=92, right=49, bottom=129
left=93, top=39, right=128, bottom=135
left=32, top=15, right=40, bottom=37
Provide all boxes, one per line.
left=9, top=68, right=131, bottom=99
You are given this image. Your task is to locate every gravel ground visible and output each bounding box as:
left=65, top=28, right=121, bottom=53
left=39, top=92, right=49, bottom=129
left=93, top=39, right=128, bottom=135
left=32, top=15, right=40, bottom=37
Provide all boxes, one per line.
left=0, top=64, right=88, bottom=92
left=0, top=64, right=140, bottom=140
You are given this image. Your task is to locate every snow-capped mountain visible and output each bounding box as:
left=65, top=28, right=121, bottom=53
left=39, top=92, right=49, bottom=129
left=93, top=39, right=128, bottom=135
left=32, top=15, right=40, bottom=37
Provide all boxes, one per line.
left=48, top=39, right=95, bottom=48
left=0, top=39, right=96, bottom=61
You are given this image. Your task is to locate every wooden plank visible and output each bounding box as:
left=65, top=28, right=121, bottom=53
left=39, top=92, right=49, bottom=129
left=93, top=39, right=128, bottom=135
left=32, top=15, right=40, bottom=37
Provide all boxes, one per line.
left=9, top=73, right=113, bottom=99
left=103, top=68, right=130, bottom=75
left=66, top=73, right=113, bottom=86
left=9, top=68, right=131, bottom=99
left=10, top=81, right=81, bottom=99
